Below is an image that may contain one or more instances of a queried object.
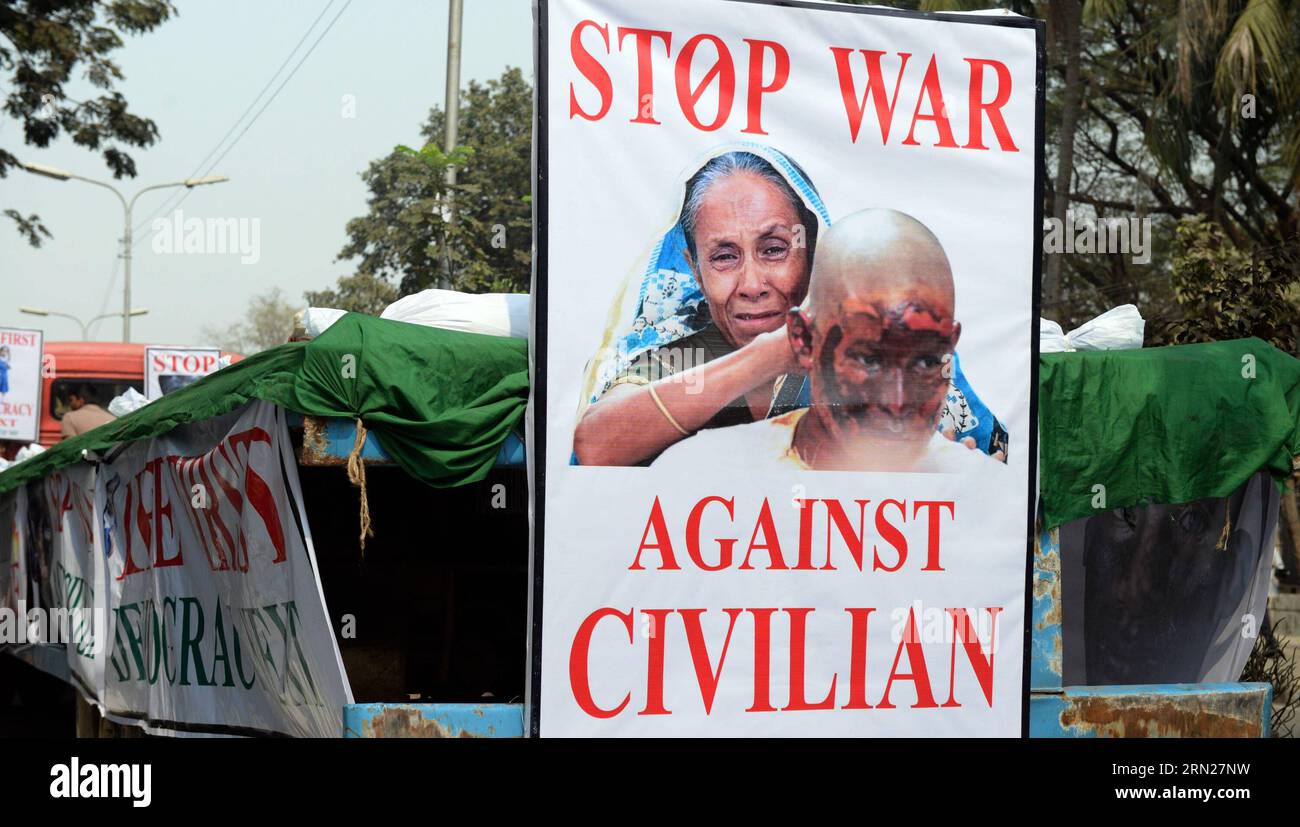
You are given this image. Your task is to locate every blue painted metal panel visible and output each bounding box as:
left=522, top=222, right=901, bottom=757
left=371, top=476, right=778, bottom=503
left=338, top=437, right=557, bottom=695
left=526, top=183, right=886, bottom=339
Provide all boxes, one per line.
left=296, top=414, right=524, bottom=468
left=1030, top=682, right=1272, bottom=738
left=1031, top=528, right=1062, bottom=690
left=343, top=703, right=524, bottom=738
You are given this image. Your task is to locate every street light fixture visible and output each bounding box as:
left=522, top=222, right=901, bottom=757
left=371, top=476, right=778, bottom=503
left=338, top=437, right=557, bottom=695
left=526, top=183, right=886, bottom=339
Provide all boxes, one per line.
left=19, top=306, right=149, bottom=340
left=20, top=162, right=229, bottom=343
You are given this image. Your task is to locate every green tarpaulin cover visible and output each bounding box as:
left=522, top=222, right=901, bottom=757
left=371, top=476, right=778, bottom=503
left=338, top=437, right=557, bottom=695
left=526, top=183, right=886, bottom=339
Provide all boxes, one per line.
left=0, top=313, right=530, bottom=495
left=2, top=318, right=1297, bottom=535
left=1039, top=337, right=1300, bottom=528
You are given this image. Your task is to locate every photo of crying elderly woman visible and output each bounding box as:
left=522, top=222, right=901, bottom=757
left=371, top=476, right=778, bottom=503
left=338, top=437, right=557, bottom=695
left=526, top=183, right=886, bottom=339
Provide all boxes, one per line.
left=571, top=144, right=1009, bottom=468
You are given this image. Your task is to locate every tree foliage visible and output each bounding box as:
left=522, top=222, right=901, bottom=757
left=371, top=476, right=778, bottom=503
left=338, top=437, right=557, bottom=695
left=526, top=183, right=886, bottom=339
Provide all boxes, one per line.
left=332, top=67, right=532, bottom=297
left=921, top=0, right=1300, bottom=333
left=303, top=272, right=397, bottom=316
left=200, top=287, right=298, bottom=354
left=1156, top=216, right=1299, bottom=351
left=0, top=0, right=176, bottom=245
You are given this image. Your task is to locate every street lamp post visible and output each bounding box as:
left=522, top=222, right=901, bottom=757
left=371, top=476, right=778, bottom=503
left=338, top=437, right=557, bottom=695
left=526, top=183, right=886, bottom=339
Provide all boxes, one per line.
left=19, top=306, right=148, bottom=340
left=20, top=162, right=228, bottom=343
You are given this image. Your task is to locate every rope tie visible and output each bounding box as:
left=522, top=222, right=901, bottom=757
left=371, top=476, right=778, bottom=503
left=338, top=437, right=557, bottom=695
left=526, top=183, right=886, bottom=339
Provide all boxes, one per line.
left=345, top=418, right=374, bottom=550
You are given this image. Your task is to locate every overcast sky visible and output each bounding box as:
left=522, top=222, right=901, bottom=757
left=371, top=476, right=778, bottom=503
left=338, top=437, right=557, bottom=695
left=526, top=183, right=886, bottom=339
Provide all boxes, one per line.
left=1, top=0, right=533, bottom=346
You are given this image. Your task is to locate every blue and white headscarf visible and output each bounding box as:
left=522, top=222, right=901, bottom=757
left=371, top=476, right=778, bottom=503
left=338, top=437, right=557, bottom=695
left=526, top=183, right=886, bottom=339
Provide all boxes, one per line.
left=587, top=142, right=830, bottom=404
left=581, top=141, right=1008, bottom=457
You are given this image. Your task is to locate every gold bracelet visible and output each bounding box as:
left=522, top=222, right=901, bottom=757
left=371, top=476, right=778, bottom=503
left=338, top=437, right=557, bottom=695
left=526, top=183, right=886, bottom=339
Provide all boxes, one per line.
left=648, top=384, right=690, bottom=436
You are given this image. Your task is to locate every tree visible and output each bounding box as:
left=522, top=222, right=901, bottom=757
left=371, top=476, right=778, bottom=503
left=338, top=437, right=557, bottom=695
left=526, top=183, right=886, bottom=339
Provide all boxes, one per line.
left=917, top=1, right=1300, bottom=331
left=334, top=66, right=532, bottom=296
left=303, top=272, right=398, bottom=315
left=1057, top=0, right=1300, bottom=327
left=1158, top=216, right=1299, bottom=351
left=201, top=287, right=298, bottom=354
left=0, top=0, right=176, bottom=245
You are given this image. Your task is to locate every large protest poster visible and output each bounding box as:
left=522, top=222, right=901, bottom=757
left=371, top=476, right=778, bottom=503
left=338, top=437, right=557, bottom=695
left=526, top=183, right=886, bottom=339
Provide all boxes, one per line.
left=530, top=0, right=1043, bottom=736
left=0, top=327, right=44, bottom=442
left=94, top=400, right=352, bottom=737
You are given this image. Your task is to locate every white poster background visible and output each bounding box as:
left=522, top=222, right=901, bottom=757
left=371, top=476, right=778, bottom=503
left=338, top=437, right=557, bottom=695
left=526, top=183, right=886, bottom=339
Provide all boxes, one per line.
left=0, top=327, right=44, bottom=442
left=537, top=0, right=1039, bottom=736
left=95, top=400, right=352, bottom=737
left=144, top=347, right=222, bottom=400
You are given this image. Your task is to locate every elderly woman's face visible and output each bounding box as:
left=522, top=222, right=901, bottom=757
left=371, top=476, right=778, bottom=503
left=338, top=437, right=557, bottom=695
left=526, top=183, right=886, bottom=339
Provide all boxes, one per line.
left=687, top=171, right=810, bottom=347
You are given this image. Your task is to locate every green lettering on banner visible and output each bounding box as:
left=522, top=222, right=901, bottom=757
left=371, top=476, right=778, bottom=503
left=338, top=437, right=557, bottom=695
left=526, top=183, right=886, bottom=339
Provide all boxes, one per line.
left=243, top=606, right=282, bottom=690
left=179, top=597, right=212, bottom=687
left=146, top=599, right=162, bottom=686
left=231, top=607, right=257, bottom=690
left=285, top=601, right=322, bottom=706
left=114, top=603, right=147, bottom=682
left=263, top=603, right=312, bottom=706
left=161, top=597, right=178, bottom=684
left=108, top=619, right=130, bottom=682
left=209, top=602, right=236, bottom=688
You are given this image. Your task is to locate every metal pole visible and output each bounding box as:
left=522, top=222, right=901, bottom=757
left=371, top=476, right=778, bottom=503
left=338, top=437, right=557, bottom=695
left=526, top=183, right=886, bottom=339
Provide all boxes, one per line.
left=440, top=0, right=463, bottom=290
left=122, top=203, right=133, bottom=342
left=444, top=0, right=463, bottom=180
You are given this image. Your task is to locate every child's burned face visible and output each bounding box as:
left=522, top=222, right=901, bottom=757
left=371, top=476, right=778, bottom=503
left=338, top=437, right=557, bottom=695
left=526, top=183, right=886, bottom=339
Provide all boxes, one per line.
left=811, top=299, right=957, bottom=444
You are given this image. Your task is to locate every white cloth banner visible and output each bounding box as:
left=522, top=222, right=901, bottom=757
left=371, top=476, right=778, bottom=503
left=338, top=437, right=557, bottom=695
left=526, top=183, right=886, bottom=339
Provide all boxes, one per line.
left=533, top=0, right=1041, bottom=736
left=0, top=487, right=26, bottom=616
left=42, top=464, right=106, bottom=696
left=93, top=400, right=351, bottom=737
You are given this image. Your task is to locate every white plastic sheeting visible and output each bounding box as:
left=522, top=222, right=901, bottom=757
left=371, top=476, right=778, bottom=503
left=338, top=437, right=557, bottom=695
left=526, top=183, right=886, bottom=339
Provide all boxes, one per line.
left=1041, top=304, right=1145, bottom=353
left=380, top=289, right=529, bottom=339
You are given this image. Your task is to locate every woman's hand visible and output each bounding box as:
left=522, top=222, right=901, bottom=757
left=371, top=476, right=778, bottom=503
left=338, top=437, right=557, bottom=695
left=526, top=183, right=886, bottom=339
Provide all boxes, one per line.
left=940, top=423, right=1007, bottom=462
left=748, top=324, right=800, bottom=379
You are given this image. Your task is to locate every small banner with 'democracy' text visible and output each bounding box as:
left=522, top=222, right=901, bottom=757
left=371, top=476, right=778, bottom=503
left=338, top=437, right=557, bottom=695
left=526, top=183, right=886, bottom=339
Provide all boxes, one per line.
left=530, top=0, right=1044, bottom=737
left=0, top=327, right=44, bottom=443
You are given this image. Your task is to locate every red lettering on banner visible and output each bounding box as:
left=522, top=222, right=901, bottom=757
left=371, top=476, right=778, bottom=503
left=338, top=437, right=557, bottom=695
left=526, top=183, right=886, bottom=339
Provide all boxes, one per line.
left=943, top=607, right=1001, bottom=707
left=629, top=496, right=679, bottom=570
left=685, top=495, right=735, bottom=570
left=679, top=607, right=741, bottom=714
left=227, top=428, right=286, bottom=564
left=963, top=58, right=1018, bottom=150
left=674, top=33, right=734, bottom=132
left=570, top=607, right=634, bottom=718
left=634, top=496, right=952, bottom=574
left=562, top=21, right=1021, bottom=149
left=639, top=608, right=672, bottom=715
left=738, top=497, right=787, bottom=570
left=115, top=425, right=286, bottom=578
left=569, top=19, right=613, bottom=121
left=831, top=48, right=911, bottom=143
left=741, top=39, right=789, bottom=135
left=902, top=55, right=959, bottom=148
left=746, top=608, right=778, bottom=713
left=823, top=498, right=871, bottom=571
left=783, top=608, right=837, bottom=711
left=878, top=608, right=938, bottom=709
left=872, top=498, right=907, bottom=572
left=843, top=607, right=876, bottom=709
left=914, top=500, right=955, bottom=571
left=617, top=27, right=672, bottom=124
